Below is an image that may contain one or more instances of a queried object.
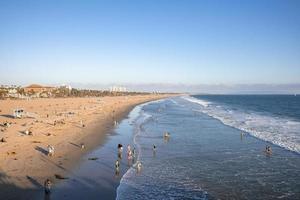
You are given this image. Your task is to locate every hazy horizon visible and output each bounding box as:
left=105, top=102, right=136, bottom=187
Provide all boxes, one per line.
left=2, top=81, right=300, bottom=94
left=1, top=0, right=299, bottom=93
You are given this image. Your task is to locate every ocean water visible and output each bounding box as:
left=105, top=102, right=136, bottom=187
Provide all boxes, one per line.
left=187, top=95, right=300, bottom=153
left=116, top=96, right=300, bottom=200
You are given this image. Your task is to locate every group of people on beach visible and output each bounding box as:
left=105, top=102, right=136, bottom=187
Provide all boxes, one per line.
left=114, top=131, right=170, bottom=177
left=115, top=143, right=142, bottom=176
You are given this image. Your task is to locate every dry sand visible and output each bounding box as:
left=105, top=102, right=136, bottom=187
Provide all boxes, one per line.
left=0, top=95, right=169, bottom=194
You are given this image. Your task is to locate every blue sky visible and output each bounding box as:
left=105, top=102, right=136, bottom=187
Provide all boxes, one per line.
left=0, top=0, right=299, bottom=91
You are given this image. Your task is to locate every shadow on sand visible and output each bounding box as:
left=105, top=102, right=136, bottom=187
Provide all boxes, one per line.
left=0, top=114, right=15, bottom=119
left=0, top=172, right=49, bottom=200
left=69, top=142, right=81, bottom=148
left=35, top=146, right=48, bottom=156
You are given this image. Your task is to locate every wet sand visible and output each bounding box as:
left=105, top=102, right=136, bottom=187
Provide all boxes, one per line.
left=0, top=95, right=170, bottom=199
left=46, top=102, right=147, bottom=200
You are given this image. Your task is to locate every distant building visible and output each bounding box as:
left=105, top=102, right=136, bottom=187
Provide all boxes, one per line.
left=7, top=88, right=18, bottom=98
left=23, top=84, right=55, bottom=94
left=109, top=86, right=127, bottom=92
left=0, top=85, right=18, bottom=90
left=0, top=85, right=23, bottom=98
left=60, top=84, right=72, bottom=91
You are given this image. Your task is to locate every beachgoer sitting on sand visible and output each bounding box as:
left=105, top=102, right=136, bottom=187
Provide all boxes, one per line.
left=47, top=145, right=55, bottom=156
left=3, top=122, right=11, bottom=128
left=81, top=143, right=85, bottom=149
left=25, top=130, right=32, bottom=135
left=25, top=127, right=33, bottom=135
left=44, top=179, right=52, bottom=194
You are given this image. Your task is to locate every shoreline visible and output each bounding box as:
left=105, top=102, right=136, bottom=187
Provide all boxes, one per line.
left=112, top=96, right=300, bottom=200
left=48, top=100, right=153, bottom=200
left=0, top=95, right=171, bottom=199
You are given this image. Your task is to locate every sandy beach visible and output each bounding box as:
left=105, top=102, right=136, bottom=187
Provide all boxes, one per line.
left=0, top=94, right=169, bottom=199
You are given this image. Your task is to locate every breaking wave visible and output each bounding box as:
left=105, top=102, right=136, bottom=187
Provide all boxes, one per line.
left=182, top=96, right=300, bottom=153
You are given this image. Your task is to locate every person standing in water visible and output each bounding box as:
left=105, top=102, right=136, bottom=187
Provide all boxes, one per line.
left=127, top=144, right=131, bottom=154
left=265, top=145, right=272, bottom=155
left=115, top=160, right=120, bottom=177
left=132, top=147, right=136, bottom=163
left=118, top=143, right=123, bottom=149
left=153, top=145, right=157, bottom=157
left=117, top=144, right=123, bottom=159
left=137, top=161, right=142, bottom=174
left=115, top=159, right=120, bottom=169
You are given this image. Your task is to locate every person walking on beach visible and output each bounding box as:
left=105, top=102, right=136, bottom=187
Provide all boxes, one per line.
left=44, top=179, right=52, bottom=194
left=47, top=145, right=54, bottom=156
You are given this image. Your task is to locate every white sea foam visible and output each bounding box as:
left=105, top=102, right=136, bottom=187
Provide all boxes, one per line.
left=182, top=96, right=211, bottom=107
left=183, top=96, right=300, bottom=153
left=116, top=106, right=153, bottom=200
left=169, top=99, right=179, bottom=106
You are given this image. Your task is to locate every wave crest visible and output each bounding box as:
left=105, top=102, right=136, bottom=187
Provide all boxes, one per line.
left=183, top=96, right=300, bottom=153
